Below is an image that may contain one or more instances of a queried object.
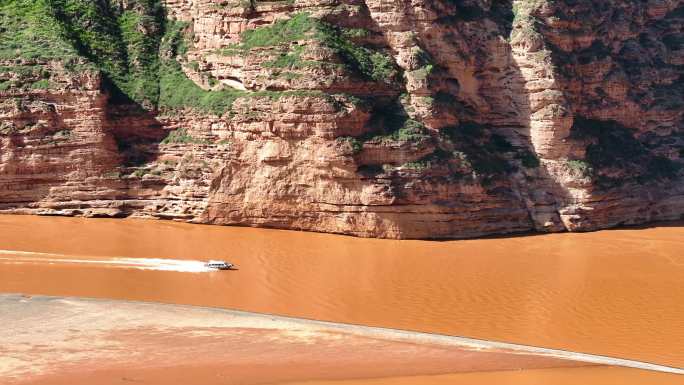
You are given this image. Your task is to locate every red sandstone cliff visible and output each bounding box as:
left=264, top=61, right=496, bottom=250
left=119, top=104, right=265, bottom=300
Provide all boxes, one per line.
left=0, top=0, right=682, bottom=238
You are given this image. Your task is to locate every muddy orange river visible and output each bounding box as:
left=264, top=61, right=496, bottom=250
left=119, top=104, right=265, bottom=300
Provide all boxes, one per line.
left=0, top=215, right=682, bottom=368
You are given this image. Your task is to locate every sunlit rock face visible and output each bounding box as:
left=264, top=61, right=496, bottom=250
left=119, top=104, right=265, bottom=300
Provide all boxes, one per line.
left=0, top=0, right=682, bottom=238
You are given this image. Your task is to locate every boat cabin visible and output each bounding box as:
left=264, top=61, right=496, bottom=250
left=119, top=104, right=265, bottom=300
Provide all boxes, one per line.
left=206, top=260, right=234, bottom=270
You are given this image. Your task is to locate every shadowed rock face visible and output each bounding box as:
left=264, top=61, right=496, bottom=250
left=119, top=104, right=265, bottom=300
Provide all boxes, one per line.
left=0, top=0, right=682, bottom=239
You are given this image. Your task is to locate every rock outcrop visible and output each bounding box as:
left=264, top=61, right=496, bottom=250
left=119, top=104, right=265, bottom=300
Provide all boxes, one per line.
left=0, top=0, right=682, bottom=239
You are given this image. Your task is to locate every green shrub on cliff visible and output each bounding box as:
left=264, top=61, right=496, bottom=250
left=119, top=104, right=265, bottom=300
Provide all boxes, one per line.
left=371, top=119, right=430, bottom=144
left=158, top=59, right=245, bottom=115
left=567, top=159, right=592, bottom=177
left=1, top=3, right=386, bottom=114
left=156, top=20, right=247, bottom=115
left=30, top=79, right=50, bottom=89
left=223, top=12, right=398, bottom=83
left=336, top=136, right=363, bottom=155
left=314, top=20, right=397, bottom=83
left=263, top=45, right=324, bottom=70
left=438, top=123, right=516, bottom=178
left=158, top=17, right=341, bottom=115
left=0, top=0, right=83, bottom=62
left=239, top=12, right=317, bottom=49
left=117, top=5, right=164, bottom=105
left=570, top=117, right=682, bottom=186
left=0, top=0, right=165, bottom=104
left=47, top=0, right=165, bottom=106
left=48, top=0, right=128, bottom=74
left=161, top=128, right=201, bottom=144
left=516, top=150, right=541, bottom=169
left=360, top=101, right=431, bottom=144
left=0, top=0, right=242, bottom=114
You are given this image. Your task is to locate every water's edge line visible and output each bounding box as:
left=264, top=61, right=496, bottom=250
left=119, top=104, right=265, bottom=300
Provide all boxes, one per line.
left=4, top=293, right=682, bottom=375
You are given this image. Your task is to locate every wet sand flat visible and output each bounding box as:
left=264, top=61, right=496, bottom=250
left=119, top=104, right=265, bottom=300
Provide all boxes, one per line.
left=22, top=365, right=684, bottom=385
left=2, top=294, right=600, bottom=385
left=0, top=215, right=682, bottom=367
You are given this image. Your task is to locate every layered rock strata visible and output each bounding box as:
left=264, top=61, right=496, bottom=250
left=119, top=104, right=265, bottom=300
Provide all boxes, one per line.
left=0, top=0, right=682, bottom=238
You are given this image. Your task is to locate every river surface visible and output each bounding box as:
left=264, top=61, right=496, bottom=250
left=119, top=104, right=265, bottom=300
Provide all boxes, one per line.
left=0, top=215, right=682, bottom=368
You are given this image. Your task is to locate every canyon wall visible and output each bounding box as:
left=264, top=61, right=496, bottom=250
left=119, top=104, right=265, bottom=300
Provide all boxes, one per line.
left=0, top=0, right=682, bottom=239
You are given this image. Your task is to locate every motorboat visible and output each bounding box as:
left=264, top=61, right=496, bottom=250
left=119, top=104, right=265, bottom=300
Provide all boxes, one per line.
left=206, top=260, right=235, bottom=270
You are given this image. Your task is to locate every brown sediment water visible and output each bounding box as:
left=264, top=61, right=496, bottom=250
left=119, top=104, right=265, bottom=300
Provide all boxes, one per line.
left=0, top=215, right=682, bottom=368
left=283, top=367, right=683, bottom=385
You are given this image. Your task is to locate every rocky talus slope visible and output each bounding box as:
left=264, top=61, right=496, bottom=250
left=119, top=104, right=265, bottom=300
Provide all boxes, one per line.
left=0, top=0, right=682, bottom=239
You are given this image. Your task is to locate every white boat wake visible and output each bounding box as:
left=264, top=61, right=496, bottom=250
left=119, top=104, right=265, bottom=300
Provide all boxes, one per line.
left=0, top=250, right=213, bottom=273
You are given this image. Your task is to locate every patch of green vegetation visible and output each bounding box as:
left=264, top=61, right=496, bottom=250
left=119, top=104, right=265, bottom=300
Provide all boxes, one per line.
left=353, top=119, right=522, bottom=182
left=132, top=168, right=148, bottom=178
left=117, top=6, right=164, bottom=105
left=362, top=101, right=430, bottom=144
left=53, top=129, right=71, bottom=138
left=30, top=79, right=50, bottom=89
left=157, top=20, right=288, bottom=115
left=103, top=170, right=121, bottom=178
left=401, top=159, right=432, bottom=171
left=570, top=117, right=682, bottom=186
left=372, top=119, right=429, bottom=143
left=516, top=150, right=540, bottom=168
left=216, top=47, right=241, bottom=56
left=160, top=128, right=203, bottom=144
left=1, top=4, right=372, bottom=115
left=159, top=20, right=341, bottom=115
left=158, top=58, right=245, bottom=116
left=336, top=136, right=363, bottom=155
left=0, top=0, right=84, bottom=63
left=160, top=19, right=190, bottom=58
left=509, top=0, right=546, bottom=44
left=412, top=64, right=434, bottom=81
left=316, top=21, right=397, bottom=83
left=48, top=0, right=128, bottom=75
left=239, top=12, right=317, bottom=49
left=567, top=159, right=593, bottom=177
left=275, top=71, right=303, bottom=80
left=439, top=122, right=515, bottom=178
left=342, top=28, right=370, bottom=39
left=0, top=63, right=55, bottom=91
left=264, top=45, right=310, bottom=69
left=221, top=12, right=397, bottom=83
left=0, top=64, right=51, bottom=78
left=49, top=0, right=164, bottom=105
left=0, top=0, right=165, bottom=103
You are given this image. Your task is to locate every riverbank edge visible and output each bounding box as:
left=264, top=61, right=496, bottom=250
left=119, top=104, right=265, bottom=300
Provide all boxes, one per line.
left=2, top=212, right=684, bottom=241
left=4, top=293, right=682, bottom=375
